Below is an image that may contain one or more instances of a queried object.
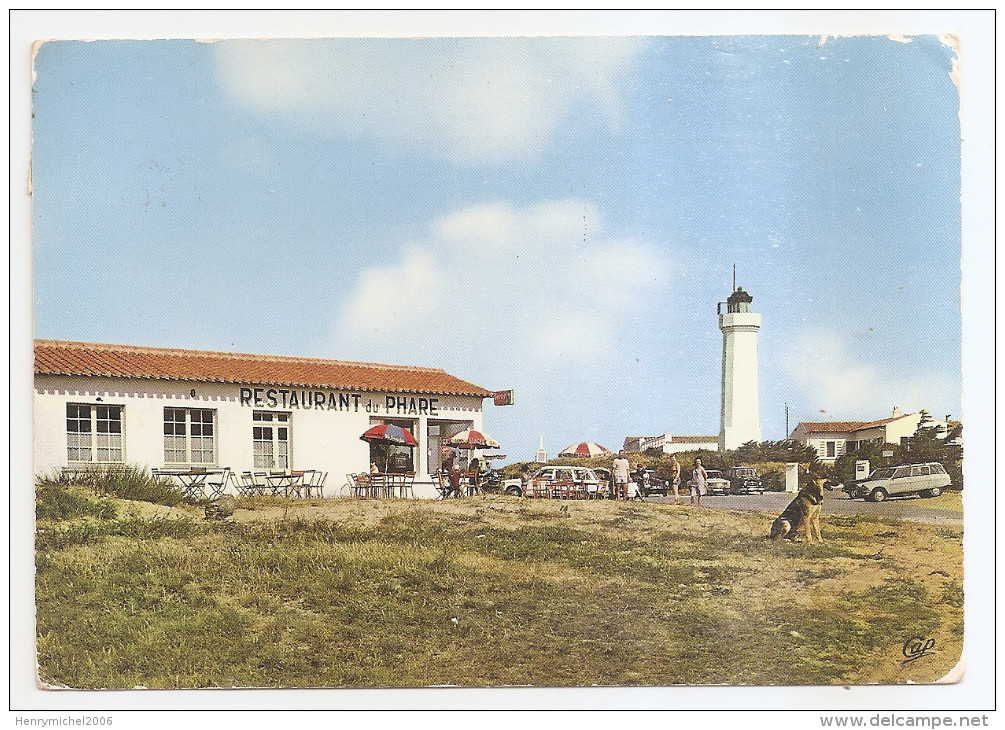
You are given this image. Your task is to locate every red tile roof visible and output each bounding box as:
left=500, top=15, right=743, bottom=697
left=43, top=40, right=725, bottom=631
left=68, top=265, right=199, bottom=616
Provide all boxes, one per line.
left=853, top=414, right=914, bottom=430
left=796, top=421, right=868, bottom=433
left=796, top=414, right=916, bottom=434
left=34, top=340, right=493, bottom=397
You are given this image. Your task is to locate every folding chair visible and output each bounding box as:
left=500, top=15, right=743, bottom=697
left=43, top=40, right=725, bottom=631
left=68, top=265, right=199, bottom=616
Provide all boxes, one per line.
left=530, top=478, right=551, bottom=499
left=555, top=479, right=575, bottom=500
left=345, top=473, right=360, bottom=498
left=353, top=473, right=372, bottom=499
left=369, top=473, right=387, bottom=499
left=399, top=472, right=415, bottom=499
left=236, top=472, right=256, bottom=497
left=206, top=467, right=231, bottom=499
left=288, top=470, right=305, bottom=499
left=436, top=472, right=461, bottom=499
left=312, top=471, right=327, bottom=498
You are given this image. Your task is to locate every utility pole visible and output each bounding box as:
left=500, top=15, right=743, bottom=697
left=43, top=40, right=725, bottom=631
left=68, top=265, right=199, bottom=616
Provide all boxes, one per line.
left=784, top=403, right=789, bottom=439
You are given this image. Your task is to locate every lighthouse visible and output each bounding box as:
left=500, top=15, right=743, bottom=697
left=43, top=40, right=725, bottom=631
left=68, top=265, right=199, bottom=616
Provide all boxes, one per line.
left=718, top=281, right=762, bottom=451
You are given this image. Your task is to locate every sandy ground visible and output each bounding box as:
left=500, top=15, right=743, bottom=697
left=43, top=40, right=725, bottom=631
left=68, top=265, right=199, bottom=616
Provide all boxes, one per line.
left=80, top=491, right=964, bottom=685
left=648, top=489, right=964, bottom=524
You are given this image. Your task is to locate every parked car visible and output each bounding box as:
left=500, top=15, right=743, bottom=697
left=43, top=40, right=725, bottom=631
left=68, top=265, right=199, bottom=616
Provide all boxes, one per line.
left=842, top=462, right=951, bottom=502
left=634, top=468, right=670, bottom=497
left=693, top=469, right=731, bottom=495
left=725, top=466, right=765, bottom=495
left=503, top=465, right=606, bottom=498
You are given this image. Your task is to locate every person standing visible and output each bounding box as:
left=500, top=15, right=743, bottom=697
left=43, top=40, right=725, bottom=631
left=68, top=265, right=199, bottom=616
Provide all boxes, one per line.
left=690, top=457, right=708, bottom=507
left=670, top=454, right=682, bottom=505
left=612, top=451, right=631, bottom=500
left=467, top=456, right=481, bottom=496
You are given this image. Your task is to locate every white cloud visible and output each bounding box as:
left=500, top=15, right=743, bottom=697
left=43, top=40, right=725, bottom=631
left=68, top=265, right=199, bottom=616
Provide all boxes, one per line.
left=785, top=332, right=959, bottom=418
left=331, top=199, right=667, bottom=373
left=212, top=38, right=642, bottom=166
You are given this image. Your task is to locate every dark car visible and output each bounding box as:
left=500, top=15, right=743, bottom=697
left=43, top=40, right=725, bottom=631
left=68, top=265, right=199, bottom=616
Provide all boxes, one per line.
left=726, top=466, right=765, bottom=495
left=634, top=468, right=669, bottom=497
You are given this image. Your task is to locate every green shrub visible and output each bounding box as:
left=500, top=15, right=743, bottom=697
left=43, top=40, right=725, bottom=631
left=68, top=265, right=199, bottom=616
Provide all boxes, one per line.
left=760, top=470, right=784, bottom=492
left=38, top=465, right=190, bottom=507
left=36, top=484, right=117, bottom=521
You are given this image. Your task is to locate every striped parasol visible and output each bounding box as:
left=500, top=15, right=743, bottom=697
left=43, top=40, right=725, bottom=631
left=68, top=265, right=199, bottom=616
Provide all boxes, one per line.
left=558, top=442, right=612, bottom=458
left=361, top=424, right=418, bottom=472
left=360, top=423, right=419, bottom=446
left=447, top=428, right=501, bottom=450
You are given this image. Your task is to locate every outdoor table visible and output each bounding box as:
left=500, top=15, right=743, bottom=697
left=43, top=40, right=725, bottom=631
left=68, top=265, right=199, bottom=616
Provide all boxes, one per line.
left=154, top=467, right=229, bottom=499
left=264, top=471, right=304, bottom=497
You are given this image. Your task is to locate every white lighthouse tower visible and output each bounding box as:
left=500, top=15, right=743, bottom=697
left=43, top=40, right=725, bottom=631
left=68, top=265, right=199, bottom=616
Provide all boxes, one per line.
left=718, top=278, right=762, bottom=451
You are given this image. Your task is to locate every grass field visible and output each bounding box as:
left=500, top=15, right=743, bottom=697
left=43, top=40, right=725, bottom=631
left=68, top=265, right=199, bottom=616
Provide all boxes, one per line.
left=35, top=484, right=963, bottom=689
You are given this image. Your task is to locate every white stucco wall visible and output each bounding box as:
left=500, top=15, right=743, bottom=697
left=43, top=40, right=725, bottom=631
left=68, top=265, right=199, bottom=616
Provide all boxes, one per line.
left=35, top=375, right=484, bottom=498
left=663, top=440, right=719, bottom=455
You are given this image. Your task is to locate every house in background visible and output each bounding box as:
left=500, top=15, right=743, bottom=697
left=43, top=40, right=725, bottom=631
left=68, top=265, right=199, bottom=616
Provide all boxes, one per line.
left=623, top=433, right=719, bottom=455
left=789, top=407, right=956, bottom=464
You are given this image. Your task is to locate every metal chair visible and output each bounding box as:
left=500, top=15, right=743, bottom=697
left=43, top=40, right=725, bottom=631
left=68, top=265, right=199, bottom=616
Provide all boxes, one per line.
left=369, top=473, right=388, bottom=499
left=353, top=473, right=372, bottom=499
left=398, top=472, right=415, bottom=499
left=436, top=472, right=461, bottom=499
left=236, top=472, right=256, bottom=497
left=288, top=470, right=306, bottom=499
left=530, top=478, right=551, bottom=499
left=206, top=467, right=231, bottom=499
left=311, top=471, right=327, bottom=498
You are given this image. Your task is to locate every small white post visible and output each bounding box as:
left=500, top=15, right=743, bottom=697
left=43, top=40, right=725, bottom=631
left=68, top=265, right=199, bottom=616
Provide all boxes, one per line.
left=785, top=462, right=799, bottom=493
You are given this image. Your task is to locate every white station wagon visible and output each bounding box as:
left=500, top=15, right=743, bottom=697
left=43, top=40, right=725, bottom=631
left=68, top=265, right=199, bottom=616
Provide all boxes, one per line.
left=503, top=466, right=606, bottom=497
left=842, top=462, right=951, bottom=502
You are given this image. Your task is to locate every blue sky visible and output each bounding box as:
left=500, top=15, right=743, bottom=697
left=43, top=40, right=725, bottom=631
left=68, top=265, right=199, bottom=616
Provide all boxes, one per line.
left=32, top=34, right=963, bottom=460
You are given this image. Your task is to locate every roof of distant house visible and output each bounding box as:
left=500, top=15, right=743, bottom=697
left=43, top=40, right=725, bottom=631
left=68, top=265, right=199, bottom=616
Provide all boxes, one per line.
left=670, top=435, right=719, bottom=443
left=795, top=421, right=869, bottom=433
left=853, top=415, right=912, bottom=430
left=34, top=340, right=493, bottom=397
left=794, top=413, right=920, bottom=434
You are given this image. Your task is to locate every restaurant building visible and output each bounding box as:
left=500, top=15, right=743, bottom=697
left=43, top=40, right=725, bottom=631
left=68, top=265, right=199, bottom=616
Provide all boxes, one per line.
left=34, top=340, right=494, bottom=498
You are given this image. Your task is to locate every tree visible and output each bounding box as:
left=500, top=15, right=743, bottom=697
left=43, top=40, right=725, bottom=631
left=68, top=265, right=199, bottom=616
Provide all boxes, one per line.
left=905, top=410, right=963, bottom=488
left=734, top=439, right=819, bottom=465
left=905, top=410, right=957, bottom=463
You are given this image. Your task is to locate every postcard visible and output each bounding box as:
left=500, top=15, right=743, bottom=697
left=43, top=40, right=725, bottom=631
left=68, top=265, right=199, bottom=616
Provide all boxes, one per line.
left=17, top=12, right=993, bottom=716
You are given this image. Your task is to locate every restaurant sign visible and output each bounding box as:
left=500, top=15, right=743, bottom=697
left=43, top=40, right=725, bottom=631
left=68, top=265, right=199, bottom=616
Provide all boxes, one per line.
left=493, top=389, right=515, bottom=406
left=239, top=387, right=440, bottom=416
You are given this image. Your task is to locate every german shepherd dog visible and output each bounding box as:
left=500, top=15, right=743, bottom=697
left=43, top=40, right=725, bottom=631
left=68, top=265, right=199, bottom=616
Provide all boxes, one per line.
left=770, top=479, right=825, bottom=543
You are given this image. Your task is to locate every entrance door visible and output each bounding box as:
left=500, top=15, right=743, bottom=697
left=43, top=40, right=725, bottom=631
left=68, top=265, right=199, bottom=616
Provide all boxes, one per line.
left=427, top=420, right=473, bottom=476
